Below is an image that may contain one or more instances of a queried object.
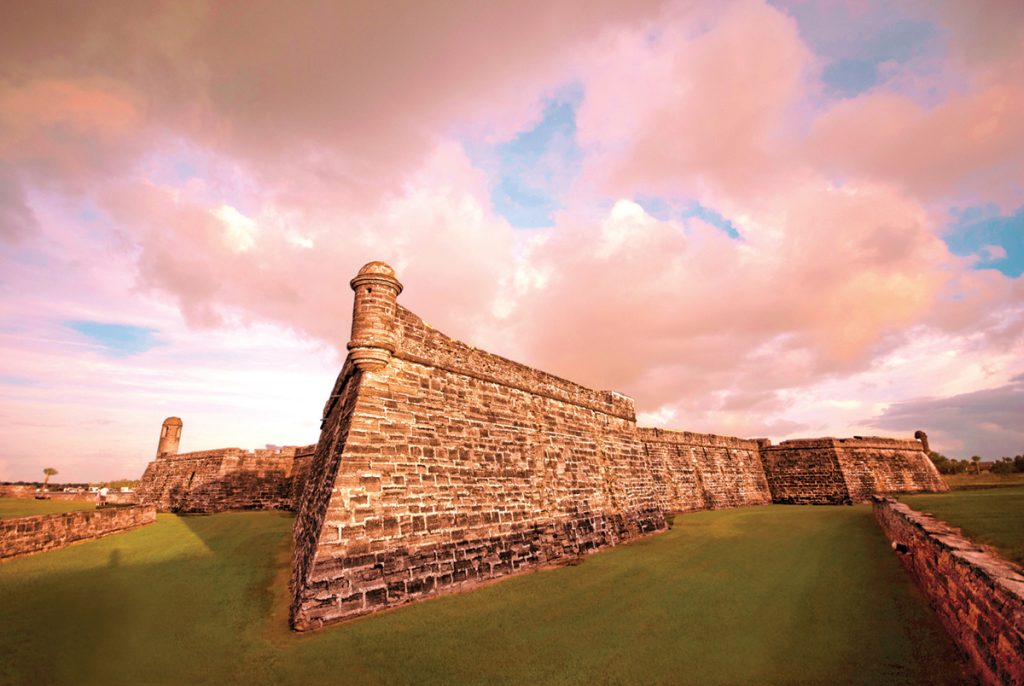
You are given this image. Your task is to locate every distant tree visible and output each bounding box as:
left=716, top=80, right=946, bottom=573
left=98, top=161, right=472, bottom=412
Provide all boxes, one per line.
left=971, top=455, right=982, bottom=474
left=991, top=458, right=1015, bottom=475
left=927, top=451, right=951, bottom=473
left=1014, top=455, right=1024, bottom=473
left=41, top=467, right=58, bottom=492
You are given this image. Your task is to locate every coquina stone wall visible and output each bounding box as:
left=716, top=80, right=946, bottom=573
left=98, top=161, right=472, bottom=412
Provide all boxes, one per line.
left=136, top=445, right=315, bottom=513
left=290, top=262, right=666, bottom=631
left=0, top=505, right=156, bottom=560
left=0, top=485, right=38, bottom=498
left=873, top=497, right=1024, bottom=685
left=289, top=261, right=950, bottom=631
left=762, top=437, right=946, bottom=504
left=835, top=437, right=947, bottom=501
left=640, top=429, right=772, bottom=512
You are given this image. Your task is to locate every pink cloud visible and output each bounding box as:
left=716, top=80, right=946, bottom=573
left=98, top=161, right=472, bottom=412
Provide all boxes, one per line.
left=809, top=86, right=1024, bottom=209
left=0, top=1, right=672, bottom=206
left=575, top=0, right=815, bottom=202
left=2, top=0, right=1023, bottom=479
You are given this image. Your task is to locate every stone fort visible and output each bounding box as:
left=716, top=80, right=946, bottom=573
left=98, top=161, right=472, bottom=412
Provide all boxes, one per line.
left=135, top=261, right=946, bottom=631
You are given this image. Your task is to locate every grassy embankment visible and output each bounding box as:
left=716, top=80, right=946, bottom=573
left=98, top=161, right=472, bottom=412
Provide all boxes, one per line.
left=941, top=471, right=1024, bottom=490
left=0, top=497, right=97, bottom=519
left=902, top=485, right=1024, bottom=568
left=0, top=506, right=965, bottom=686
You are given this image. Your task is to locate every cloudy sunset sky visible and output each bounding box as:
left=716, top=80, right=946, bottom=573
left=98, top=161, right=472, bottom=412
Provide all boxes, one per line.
left=1, top=1, right=1022, bottom=482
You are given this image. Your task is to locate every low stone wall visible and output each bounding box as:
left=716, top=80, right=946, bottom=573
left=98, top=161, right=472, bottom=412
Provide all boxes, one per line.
left=36, top=492, right=137, bottom=504
left=1, top=484, right=138, bottom=504
left=0, top=484, right=40, bottom=498
left=0, top=505, right=157, bottom=560
left=872, top=497, right=1024, bottom=685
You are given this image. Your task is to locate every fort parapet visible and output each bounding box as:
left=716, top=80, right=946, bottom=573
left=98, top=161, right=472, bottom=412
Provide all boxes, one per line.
left=132, top=261, right=947, bottom=629
left=285, top=262, right=946, bottom=630
left=290, top=262, right=666, bottom=630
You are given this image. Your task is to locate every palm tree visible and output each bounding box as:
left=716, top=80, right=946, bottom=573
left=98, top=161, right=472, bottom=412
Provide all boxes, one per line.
left=41, top=467, right=58, bottom=493
left=971, top=456, right=982, bottom=475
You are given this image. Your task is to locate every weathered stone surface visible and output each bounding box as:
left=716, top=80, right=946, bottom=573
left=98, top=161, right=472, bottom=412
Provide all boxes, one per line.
left=289, top=261, right=951, bottom=631
left=289, top=266, right=666, bottom=631
left=640, top=428, right=772, bottom=511
left=874, top=497, right=1024, bottom=686
left=0, top=505, right=156, bottom=560
left=156, top=416, right=182, bottom=457
left=136, top=445, right=315, bottom=513
left=762, top=437, right=947, bottom=504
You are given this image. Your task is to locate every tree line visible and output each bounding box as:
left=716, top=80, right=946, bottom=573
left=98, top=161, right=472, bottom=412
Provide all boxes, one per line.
left=928, top=451, right=1024, bottom=475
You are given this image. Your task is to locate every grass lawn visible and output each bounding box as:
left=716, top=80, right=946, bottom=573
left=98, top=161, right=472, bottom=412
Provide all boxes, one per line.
left=941, top=471, right=1024, bottom=490
left=0, top=497, right=97, bottom=519
left=902, top=485, right=1024, bottom=569
left=0, top=507, right=965, bottom=685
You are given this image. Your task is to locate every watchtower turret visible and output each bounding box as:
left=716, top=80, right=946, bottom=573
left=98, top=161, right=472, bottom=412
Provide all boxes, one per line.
left=157, top=416, right=182, bottom=457
left=347, top=261, right=403, bottom=372
left=914, top=430, right=930, bottom=454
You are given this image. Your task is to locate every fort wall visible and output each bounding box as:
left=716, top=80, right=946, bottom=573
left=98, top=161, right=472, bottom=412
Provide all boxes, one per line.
left=762, top=437, right=946, bottom=504
left=639, top=429, right=771, bottom=512
left=761, top=439, right=849, bottom=504
left=289, top=262, right=665, bottom=630
left=0, top=505, right=156, bottom=560
left=873, top=497, right=1024, bottom=685
left=136, top=445, right=315, bottom=513
left=835, top=437, right=947, bottom=501
left=288, top=261, right=949, bottom=630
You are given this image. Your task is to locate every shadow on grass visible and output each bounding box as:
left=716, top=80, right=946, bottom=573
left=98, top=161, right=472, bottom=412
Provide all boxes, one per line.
left=0, top=507, right=970, bottom=686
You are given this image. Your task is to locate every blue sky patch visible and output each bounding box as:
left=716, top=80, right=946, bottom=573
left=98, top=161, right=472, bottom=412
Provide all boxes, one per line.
left=682, top=202, right=741, bottom=239
left=634, top=196, right=741, bottom=241
left=634, top=197, right=742, bottom=240
left=468, top=84, right=583, bottom=229
left=944, top=204, right=1024, bottom=277
left=634, top=195, right=673, bottom=221
left=65, top=321, right=160, bottom=357
left=822, top=20, right=936, bottom=97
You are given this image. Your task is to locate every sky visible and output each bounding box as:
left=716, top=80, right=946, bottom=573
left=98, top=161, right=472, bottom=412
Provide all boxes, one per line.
left=1, top=1, right=1022, bottom=482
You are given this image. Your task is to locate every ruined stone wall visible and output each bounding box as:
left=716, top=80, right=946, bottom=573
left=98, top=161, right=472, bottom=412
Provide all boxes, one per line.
left=762, top=437, right=946, bottom=504
left=639, top=428, right=771, bottom=512
left=136, top=445, right=315, bottom=513
left=290, top=286, right=666, bottom=630
left=0, top=505, right=156, bottom=560
left=873, top=497, right=1024, bottom=685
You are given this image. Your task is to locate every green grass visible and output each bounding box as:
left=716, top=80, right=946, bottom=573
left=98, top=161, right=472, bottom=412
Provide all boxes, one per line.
left=902, top=485, right=1024, bottom=568
left=941, top=471, right=1024, bottom=490
left=0, top=507, right=965, bottom=685
left=0, top=497, right=97, bottom=519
